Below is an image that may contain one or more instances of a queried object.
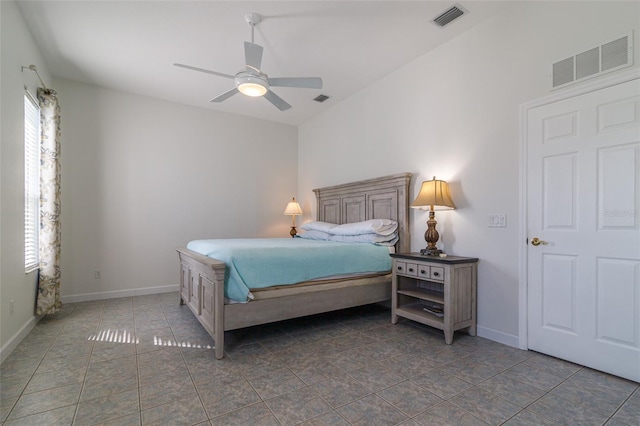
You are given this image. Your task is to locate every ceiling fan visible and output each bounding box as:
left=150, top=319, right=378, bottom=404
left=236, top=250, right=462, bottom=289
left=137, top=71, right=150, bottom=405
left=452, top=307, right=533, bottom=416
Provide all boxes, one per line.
left=174, top=13, right=323, bottom=111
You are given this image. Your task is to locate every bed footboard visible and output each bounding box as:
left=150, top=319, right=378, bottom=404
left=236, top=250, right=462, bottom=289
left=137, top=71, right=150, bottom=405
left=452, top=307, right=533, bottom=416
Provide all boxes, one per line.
left=177, top=246, right=392, bottom=360
left=176, top=247, right=226, bottom=359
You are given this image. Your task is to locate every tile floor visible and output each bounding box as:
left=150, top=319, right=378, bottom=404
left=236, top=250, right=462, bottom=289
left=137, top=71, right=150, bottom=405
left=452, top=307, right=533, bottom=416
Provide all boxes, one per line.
left=1, top=292, right=638, bottom=425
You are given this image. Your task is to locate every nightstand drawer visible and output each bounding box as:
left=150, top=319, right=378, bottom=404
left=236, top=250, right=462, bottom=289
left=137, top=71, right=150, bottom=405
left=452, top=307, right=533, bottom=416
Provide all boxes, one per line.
left=417, top=265, right=430, bottom=279
left=406, top=263, right=418, bottom=276
left=430, top=266, right=444, bottom=281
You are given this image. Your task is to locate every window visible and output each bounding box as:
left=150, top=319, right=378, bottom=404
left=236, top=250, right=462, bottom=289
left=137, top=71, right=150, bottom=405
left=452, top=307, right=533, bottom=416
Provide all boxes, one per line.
left=24, top=92, right=40, bottom=272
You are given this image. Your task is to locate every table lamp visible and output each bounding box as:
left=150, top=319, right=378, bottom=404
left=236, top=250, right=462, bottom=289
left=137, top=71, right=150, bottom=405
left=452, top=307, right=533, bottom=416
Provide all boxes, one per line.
left=284, top=197, right=303, bottom=237
left=411, top=176, right=456, bottom=256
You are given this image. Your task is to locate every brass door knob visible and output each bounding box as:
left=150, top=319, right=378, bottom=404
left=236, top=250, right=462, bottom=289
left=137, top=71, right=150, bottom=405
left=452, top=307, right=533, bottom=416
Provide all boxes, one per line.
left=531, top=237, right=549, bottom=246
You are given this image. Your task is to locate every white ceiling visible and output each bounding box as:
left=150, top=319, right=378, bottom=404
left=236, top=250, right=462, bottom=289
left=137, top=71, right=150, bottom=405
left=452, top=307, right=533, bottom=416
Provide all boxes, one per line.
left=17, top=1, right=510, bottom=126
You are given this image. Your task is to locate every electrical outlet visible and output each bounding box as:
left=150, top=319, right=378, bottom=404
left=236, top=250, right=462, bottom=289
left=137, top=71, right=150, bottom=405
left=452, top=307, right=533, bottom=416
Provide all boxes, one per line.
left=94, top=270, right=101, bottom=279
left=10, top=300, right=14, bottom=315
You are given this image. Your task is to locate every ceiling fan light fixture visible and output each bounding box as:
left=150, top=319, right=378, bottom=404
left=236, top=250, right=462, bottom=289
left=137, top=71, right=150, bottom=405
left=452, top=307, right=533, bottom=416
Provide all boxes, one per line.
left=236, top=73, right=268, bottom=97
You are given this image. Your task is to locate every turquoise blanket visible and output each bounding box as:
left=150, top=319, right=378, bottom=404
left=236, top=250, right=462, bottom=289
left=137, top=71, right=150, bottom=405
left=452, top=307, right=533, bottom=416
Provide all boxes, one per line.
left=186, top=238, right=392, bottom=302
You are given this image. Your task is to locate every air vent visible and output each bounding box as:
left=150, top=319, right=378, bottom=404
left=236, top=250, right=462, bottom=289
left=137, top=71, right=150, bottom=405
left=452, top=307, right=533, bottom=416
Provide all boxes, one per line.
left=576, top=47, right=599, bottom=80
left=313, top=94, right=330, bottom=103
left=552, top=32, right=633, bottom=89
left=602, top=36, right=630, bottom=71
left=432, top=4, right=466, bottom=28
left=553, top=57, right=574, bottom=88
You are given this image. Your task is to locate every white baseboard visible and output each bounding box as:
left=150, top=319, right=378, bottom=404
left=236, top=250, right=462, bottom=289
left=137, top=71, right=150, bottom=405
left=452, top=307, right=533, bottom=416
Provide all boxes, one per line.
left=0, top=315, right=40, bottom=363
left=61, top=284, right=179, bottom=304
left=477, top=325, right=520, bottom=349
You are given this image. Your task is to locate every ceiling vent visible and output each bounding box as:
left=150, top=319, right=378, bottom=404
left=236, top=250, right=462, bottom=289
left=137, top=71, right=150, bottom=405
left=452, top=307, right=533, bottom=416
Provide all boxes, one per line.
left=432, top=4, right=466, bottom=28
left=552, top=32, right=633, bottom=89
left=313, top=94, right=330, bottom=103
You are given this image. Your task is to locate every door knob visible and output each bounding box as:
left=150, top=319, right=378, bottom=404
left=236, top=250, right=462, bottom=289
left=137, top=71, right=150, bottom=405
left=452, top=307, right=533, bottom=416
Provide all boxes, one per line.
left=531, top=237, right=549, bottom=246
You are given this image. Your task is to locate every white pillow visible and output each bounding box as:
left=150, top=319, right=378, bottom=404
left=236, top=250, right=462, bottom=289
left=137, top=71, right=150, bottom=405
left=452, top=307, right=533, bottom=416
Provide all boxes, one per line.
left=329, top=233, right=399, bottom=246
left=300, top=221, right=337, bottom=233
left=298, top=229, right=331, bottom=240
left=330, top=219, right=398, bottom=236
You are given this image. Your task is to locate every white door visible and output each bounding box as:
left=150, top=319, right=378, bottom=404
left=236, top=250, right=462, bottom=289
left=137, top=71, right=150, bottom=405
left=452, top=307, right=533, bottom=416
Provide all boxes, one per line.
left=527, top=77, right=640, bottom=382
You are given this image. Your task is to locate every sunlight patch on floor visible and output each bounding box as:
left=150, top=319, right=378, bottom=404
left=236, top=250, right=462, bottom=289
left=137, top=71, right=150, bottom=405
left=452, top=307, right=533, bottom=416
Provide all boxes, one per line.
left=86, top=328, right=213, bottom=349
left=153, top=336, right=213, bottom=349
left=88, top=329, right=138, bottom=344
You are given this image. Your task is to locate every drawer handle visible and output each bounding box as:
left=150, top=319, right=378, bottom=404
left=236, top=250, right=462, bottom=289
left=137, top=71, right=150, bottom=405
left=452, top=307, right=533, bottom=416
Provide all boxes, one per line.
left=420, top=269, right=426, bottom=274
left=433, top=272, right=440, bottom=277
left=408, top=268, right=414, bottom=272
left=397, top=266, right=403, bottom=271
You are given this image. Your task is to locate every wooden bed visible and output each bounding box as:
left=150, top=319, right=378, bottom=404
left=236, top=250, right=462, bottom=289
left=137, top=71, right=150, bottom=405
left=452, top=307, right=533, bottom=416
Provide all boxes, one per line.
left=176, top=172, right=412, bottom=359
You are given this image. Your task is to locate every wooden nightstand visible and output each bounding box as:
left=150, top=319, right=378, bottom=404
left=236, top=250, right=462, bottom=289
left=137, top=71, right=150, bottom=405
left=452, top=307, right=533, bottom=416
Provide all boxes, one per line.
left=391, top=253, right=478, bottom=344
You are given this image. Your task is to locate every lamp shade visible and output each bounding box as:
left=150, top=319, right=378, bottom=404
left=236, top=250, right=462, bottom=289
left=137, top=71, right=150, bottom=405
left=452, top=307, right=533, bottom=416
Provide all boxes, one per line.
left=411, top=177, right=456, bottom=211
left=284, top=197, right=303, bottom=215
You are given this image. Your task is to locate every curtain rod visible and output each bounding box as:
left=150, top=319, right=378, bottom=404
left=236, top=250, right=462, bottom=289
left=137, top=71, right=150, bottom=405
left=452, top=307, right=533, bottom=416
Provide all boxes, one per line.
left=21, top=64, right=49, bottom=90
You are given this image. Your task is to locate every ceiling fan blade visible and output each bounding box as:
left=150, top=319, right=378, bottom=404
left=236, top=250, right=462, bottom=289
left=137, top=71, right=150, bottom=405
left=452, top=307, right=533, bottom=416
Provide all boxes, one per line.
left=174, top=63, right=235, bottom=80
left=268, top=77, right=323, bottom=89
left=210, top=87, right=239, bottom=103
left=244, top=42, right=263, bottom=73
left=263, top=90, right=291, bottom=111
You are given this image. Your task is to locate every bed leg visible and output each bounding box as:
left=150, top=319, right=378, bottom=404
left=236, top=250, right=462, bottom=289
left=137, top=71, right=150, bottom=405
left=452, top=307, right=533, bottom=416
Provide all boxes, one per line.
left=214, top=273, right=225, bottom=359
left=215, top=333, right=224, bottom=359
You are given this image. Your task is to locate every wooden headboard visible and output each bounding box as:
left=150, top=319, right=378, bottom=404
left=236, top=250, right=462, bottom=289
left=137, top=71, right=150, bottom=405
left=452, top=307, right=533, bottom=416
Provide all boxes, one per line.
left=312, top=173, right=412, bottom=253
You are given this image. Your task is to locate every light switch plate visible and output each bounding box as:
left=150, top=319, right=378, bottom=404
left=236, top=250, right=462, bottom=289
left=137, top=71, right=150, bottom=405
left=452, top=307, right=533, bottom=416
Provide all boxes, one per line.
left=489, top=213, right=507, bottom=227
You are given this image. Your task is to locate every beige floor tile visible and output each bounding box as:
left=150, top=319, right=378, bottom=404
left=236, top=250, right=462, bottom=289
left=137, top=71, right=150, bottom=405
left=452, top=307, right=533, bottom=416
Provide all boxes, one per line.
left=75, top=389, right=140, bottom=425
left=140, top=395, right=207, bottom=426
left=336, top=394, right=408, bottom=426
left=7, top=383, right=81, bottom=420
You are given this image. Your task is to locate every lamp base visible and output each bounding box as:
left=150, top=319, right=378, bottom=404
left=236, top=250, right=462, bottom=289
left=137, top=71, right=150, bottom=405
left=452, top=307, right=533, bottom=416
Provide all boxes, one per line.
left=420, top=210, right=442, bottom=256
left=289, top=226, right=297, bottom=238
left=420, top=247, right=443, bottom=256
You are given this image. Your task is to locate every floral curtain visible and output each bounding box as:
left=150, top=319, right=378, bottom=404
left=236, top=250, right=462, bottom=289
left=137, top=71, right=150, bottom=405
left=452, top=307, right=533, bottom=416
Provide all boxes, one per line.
left=36, top=87, right=62, bottom=315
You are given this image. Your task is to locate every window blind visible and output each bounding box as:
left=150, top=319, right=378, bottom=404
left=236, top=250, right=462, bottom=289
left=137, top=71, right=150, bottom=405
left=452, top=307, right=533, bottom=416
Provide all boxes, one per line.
left=24, top=92, right=40, bottom=272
